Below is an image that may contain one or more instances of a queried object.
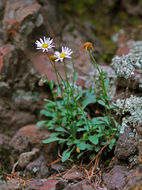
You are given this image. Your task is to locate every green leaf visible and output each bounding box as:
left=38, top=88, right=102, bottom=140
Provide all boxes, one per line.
left=77, top=142, right=87, bottom=150
left=92, top=118, right=104, bottom=125
left=95, top=147, right=100, bottom=152
left=49, top=80, right=54, bottom=90
left=74, top=72, right=78, bottom=84
left=82, top=91, right=96, bottom=109
left=62, top=151, right=71, bottom=162
left=98, top=100, right=106, bottom=107
left=100, top=116, right=110, bottom=125
left=86, top=144, right=94, bottom=151
left=69, top=122, right=78, bottom=137
left=40, top=110, right=53, bottom=117
left=36, top=120, right=46, bottom=127
left=105, top=77, right=109, bottom=87
left=62, top=147, right=75, bottom=162
left=89, top=135, right=99, bottom=145
left=43, top=137, right=63, bottom=143
left=55, top=127, right=68, bottom=133
left=77, top=128, right=86, bottom=132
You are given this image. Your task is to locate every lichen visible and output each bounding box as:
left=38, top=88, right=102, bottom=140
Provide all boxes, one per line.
left=113, top=95, right=142, bottom=133
left=112, top=41, right=142, bottom=79
left=129, top=155, right=138, bottom=164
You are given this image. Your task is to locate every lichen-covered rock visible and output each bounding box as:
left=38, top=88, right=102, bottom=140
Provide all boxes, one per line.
left=112, top=41, right=142, bottom=79
left=136, top=123, right=142, bottom=164
left=112, top=41, right=142, bottom=91
left=113, top=95, right=142, bottom=133
left=114, top=125, right=138, bottom=161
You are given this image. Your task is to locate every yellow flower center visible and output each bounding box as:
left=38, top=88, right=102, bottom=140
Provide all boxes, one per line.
left=60, top=53, right=66, bottom=58
left=42, top=44, right=48, bottom=48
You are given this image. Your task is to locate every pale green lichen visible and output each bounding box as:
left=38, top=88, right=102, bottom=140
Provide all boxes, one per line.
left=112, top=41, right=142, bottom=79
left=128, top=155, right=138, bottom=164
left=113, top=95, right=142, bottom=133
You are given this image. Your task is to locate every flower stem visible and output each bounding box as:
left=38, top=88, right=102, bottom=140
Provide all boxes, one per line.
left=47, top=53, right=66, bottom=88
left=88, top=50, right=110, bottom=115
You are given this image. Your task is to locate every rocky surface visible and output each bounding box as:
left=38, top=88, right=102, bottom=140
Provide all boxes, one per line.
left=25, top=155, right=50, bottom=178
left=103, top=165, right=128, bottom=190
left=0, top=0, right=142, bottom=189
left=10, top=124, right=57, bottom=162
left=114, top=125, right=138, bottom=161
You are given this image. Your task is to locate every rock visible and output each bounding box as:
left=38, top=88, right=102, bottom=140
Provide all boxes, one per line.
left=122, top=0, right=142, bottom=16
left=3, top=0, right=43, bottom=50
left=0, top=27, right=6, bottom=46
left=6, top=179, right=22, bottom=190
left=62, top=24, right=93, bottom=74
left=0, top=134, right=10, bottom=149
left=25, top=155, right=50, bottom=178
left=62, top=166, right=83, bottom=181
left=112, top=41, right=142, bottom=92
left=10, top=124, right=57, bottom=162
left=114, top=125, right=138, bottom=160
left=0, top=179, right=7, bottom=190
left=0, top=44, right=18, bottom=81
left=123, top=167, right=142, bottom=190
left=0, top=0, right=6, bottom=19
left=11, top=89, right=39, bottom=111
left=51, top=163, right=67, bottom=173
left=25, top=179, right=67, bottom=190
left=136, top=123, right=142, bottom=164
left=64, top=180, right=97, bottom=190
left=0, top=105, right=36, bottom=134
left=103, top=165, right=128, bottom=190
left=0, top=82, right=10, bottom=96
left=18, top=148, right=39, bottom=168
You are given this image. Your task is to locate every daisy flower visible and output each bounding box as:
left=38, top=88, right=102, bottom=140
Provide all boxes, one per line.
left=54, top=46, right=73, bottom=62
left=35, top=37, right=54, bottom=52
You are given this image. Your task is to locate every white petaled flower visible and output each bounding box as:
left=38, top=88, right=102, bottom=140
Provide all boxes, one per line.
left=54, top=46, right=73, bottom=62
left=35, top=37, right=54, bottom=52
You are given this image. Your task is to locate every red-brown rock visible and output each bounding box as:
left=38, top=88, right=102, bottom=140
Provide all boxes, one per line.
left=25, top=179, right=67, bottom=190
left=103, top=165, right=128, bottom=190
left=10, top=124, right=57, bottom=162
left=3, top=0, right=42, bottom=50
